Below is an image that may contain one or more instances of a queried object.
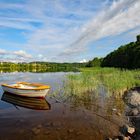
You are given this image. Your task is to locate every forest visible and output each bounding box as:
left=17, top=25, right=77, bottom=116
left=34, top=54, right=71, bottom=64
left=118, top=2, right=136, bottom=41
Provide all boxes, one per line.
left=0, top=61, right=86, bottom=72
left=86, top=35, right=140, bottom=69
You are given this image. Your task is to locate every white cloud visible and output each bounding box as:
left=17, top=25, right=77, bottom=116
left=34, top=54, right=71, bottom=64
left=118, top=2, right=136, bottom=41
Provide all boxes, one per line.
left=80, top=59, right=87, bottom=63
left=0, top=20, right=36, bottom=30
left=0, top=0, right=99, bottom=62
left=14, top=50, right=32, bottom=58
left=0, top=49, right=7, bottom=55
left=0, top=49, right=32, bottom=62
left=0, top=0, right=140, bottom=62
left=38, top=54, right=43, bottom=58
left=59, top=0, right=140, bottom=58
left=0, top=17, right=41, bottom=23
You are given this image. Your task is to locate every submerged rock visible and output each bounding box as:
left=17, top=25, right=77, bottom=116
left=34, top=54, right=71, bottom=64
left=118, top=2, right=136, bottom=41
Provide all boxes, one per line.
left=37, top=124, right=42, bottom=129
left=32, top=128, right=41, bottom=135
left=127, top=126, right=135, bottom=134
left=122, top=136, right=130, bottom=140
left=121, top=125, right=135, bottom=135
left=76, top=131, right=82, bottom=136
left=116, top=112, right=121, bottom=116
left=67, top=129, right=74, bottom=133
left=44, top=131, right=50, bottom=135
left=129, top=108, right=139, bottom=116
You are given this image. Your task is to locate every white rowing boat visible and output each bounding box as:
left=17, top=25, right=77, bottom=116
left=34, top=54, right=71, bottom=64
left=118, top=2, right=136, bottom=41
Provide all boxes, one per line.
left=1, top=82, right=50, bottom=98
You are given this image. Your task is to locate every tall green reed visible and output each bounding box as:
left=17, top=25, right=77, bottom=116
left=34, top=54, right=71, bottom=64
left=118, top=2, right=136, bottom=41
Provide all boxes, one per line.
left=65, top=68, right=140, bottom=96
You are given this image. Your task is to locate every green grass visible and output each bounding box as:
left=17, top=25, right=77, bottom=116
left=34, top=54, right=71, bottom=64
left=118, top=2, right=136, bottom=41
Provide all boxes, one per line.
left=64, top=67, right=140, bottom=96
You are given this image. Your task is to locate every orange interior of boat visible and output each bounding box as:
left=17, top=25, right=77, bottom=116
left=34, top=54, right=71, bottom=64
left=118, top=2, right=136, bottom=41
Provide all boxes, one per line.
left=2, top=82, right=50, bottom=90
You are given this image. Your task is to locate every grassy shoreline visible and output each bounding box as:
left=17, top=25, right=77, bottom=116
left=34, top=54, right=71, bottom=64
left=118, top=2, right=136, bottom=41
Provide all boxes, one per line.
left=65, top=67, right=140, bottom=96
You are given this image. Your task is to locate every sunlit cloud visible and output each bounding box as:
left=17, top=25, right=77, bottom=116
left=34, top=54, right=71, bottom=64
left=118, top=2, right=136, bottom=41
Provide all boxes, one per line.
left=14, top=50, right=32, bottom=58
left=0, top=0, right=140, bottom=62
left=80, top=59, right=87, bottom=63
left=59, top=0, right=140, bottom=58
left=0, top=49, right=32, bottom=62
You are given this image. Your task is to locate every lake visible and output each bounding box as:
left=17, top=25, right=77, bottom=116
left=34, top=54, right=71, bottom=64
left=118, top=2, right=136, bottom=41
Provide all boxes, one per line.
left=0, top=72, right=128, bottom=140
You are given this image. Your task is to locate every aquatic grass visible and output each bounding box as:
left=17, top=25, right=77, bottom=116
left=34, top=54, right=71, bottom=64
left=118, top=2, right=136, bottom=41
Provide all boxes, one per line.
left=64, top=68, right=140, bottom=96
left=65, top=72, right=99, bottom=96
left=102, top=70, right=140, bottom=94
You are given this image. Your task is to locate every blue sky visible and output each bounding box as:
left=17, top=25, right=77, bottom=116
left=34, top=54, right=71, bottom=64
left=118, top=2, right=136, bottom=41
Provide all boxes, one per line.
left=0, top=0, right=140, bottom=62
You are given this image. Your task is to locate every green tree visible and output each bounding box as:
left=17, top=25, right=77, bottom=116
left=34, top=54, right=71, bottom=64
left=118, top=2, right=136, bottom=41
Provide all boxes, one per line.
left=86, top=57, right=103, bottom=67
left=101, top=35, right=140, bottom=69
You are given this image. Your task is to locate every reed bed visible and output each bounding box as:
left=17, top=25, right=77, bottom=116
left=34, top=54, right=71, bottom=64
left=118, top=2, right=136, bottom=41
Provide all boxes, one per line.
left=65, top=68, right=140, bottom=96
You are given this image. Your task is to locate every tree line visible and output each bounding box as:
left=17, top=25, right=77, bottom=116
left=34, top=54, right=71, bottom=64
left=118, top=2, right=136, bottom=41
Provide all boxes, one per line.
left=0, top=62, right=86, bottom=72
left=86, top=35, right=140, bottom=69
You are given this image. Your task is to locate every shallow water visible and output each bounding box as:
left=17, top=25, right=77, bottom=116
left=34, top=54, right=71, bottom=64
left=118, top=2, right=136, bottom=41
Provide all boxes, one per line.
left=0, top=72, right=128, bottom=140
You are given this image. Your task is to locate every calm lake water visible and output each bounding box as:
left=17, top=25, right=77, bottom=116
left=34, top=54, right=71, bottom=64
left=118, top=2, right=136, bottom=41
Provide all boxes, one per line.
left=0, top=72, right=128, bottom=140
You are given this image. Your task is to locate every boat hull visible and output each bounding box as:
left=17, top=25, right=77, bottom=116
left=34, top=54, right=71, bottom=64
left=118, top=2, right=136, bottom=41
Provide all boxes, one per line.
left=1, top=86, right=49, bottom=98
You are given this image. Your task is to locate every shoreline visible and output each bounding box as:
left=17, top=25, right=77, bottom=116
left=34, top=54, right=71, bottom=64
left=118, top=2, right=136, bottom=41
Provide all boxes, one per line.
left=107, top=87, right=140, bottom=140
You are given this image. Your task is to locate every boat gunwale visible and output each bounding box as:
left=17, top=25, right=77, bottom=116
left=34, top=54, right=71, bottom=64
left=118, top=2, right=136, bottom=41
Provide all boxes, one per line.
left=1, top=82, right=50, bottom=90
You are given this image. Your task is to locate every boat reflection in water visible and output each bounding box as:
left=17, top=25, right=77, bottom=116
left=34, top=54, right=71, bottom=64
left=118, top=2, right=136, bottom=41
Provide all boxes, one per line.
left=1, top=92, right=51, bottom=110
